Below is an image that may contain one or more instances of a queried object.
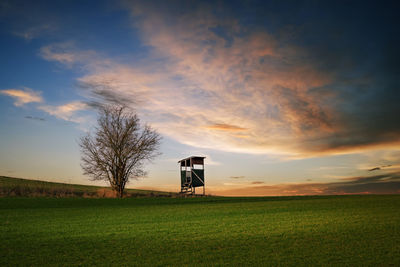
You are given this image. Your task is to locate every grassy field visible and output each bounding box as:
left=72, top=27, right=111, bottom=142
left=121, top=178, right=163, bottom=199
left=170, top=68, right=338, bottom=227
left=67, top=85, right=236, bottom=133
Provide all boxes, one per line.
left=1, top=195, right=399, bottom=266
left=0, top=176, right=178, bottom=198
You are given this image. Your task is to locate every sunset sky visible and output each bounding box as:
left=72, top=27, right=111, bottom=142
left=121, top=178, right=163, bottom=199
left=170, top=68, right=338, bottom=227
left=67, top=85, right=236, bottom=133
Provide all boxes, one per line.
left=1, top=0, right=400, bottom=196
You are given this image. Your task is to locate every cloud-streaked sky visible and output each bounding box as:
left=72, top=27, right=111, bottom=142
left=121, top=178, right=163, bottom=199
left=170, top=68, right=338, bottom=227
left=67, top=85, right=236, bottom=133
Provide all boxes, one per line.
left=1, top=0, right=400, bottom=195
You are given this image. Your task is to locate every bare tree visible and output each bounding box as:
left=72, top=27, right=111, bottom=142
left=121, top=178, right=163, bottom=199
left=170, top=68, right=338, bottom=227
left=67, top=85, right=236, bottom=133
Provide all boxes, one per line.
left=80, top=105, right=161, bottom=198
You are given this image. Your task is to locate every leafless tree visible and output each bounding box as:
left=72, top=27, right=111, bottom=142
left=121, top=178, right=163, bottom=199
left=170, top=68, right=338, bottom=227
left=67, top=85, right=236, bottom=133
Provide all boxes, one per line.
left=80, top=105, right=161, bottom=198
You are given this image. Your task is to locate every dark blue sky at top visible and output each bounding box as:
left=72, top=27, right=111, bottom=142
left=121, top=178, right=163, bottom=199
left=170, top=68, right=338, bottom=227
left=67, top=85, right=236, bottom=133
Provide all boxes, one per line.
left=1, top=0, right=398, bottom=74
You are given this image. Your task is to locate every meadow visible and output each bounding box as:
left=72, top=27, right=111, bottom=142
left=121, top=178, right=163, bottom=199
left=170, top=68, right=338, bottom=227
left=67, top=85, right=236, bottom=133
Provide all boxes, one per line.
left=1, top=194, right=399, bottom=266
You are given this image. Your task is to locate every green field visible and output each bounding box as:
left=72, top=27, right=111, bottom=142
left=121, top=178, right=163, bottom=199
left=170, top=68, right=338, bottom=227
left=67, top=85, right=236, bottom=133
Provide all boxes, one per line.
left=1, top=195, right=399, bottom=266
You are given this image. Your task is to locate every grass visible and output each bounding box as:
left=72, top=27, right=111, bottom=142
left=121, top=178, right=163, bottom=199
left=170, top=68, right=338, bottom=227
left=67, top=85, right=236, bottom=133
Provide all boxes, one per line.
left=0, top=176, right=179, bottom=198
left=1, top=195, right=399, bottom=266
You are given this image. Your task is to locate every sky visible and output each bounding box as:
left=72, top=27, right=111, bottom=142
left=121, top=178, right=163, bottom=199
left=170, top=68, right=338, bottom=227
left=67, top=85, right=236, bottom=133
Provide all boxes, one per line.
left=1, top=0, right=400, bottom=196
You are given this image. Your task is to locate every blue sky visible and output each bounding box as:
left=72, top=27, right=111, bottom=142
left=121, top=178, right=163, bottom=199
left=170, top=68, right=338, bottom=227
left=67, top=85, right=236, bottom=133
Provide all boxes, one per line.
left=1, top=0, right=400, bottom=195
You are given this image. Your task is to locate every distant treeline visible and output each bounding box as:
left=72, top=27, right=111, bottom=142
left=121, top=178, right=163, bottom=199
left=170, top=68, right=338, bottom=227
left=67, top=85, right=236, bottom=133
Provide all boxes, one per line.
left=0, top=176, right=179, bottom=198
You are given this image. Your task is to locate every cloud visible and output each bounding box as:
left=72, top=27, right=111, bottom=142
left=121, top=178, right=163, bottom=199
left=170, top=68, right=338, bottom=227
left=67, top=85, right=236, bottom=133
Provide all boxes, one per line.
left=24, top=116, right=45, bottom=121
left=0, top=88, right=43, bottom=106
left=38, top=101, right=88, bottom=123
left=368, top=167, right=381, bottom=172
left=0, top=0, right=60, bottom=42
left=13, top=24, right=55, bottom=41
left=216, top=172, right=400, bottom=196
left=0, top=86, right=89, bottom=124
left=36, top=1, right=400, bottom=157
left=39, top=42, right=97, bottom=67
left=207, top=124, right=247, bottom=132
left=230, top=176, right=245, bottom=179
left=368, top=164, right=393, bottom=172
left=56, top=4, right=334, bottom=155
left=77, top=76, right=141, bottom=108
left=120, top=1, right=400, bottom=157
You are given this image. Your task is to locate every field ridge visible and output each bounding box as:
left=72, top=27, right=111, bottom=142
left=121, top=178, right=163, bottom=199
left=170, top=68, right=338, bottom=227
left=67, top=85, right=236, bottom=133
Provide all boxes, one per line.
left=0, top=176, right=179, bottom=198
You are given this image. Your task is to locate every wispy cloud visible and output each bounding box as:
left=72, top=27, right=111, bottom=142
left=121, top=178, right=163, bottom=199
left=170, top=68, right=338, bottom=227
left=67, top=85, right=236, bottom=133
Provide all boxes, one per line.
left=0, top=86, right=91, bottom=125
left=38, top=101, right=88, bottom=123
left=230, top=176, right=245, bottom=179
left=367, top=164, right=397, bottom=172
left=120, top=1, right=400, bottom=156
left=368, top=167, right=381, bottom=172
left=207, top=124, right=247, bottom=132
left=13, top=24, right=55, bottom=41
left=38, top=20, right=329, bottom=155
left=0, top=88, right=43, bottom=106
left=39, top=42, right=97, bottom=67
left=35, top=1, right=400, bottom=157
left=24, top=116, right=45, bottom=121
left=215, top=172, right=400, bottom=196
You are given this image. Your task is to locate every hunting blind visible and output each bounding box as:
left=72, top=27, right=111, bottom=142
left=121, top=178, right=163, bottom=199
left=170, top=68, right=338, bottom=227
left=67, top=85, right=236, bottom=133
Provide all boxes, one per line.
left=178, top=156, right=205, bottom=195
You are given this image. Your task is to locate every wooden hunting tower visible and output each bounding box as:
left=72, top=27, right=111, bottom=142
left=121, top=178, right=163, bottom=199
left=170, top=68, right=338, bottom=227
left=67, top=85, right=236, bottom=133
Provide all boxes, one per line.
left=178, top=156, right=205, bottom=195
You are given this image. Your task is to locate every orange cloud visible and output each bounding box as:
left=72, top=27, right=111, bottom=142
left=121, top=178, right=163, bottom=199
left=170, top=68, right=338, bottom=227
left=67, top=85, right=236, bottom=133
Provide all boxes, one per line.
left=206, top=123, right=247, bottom=132
left=0, top=88, right=43, bottom=106
left=212, top=171, right=400, bottom=196
left=37, top=3, right=400, bottom=158
left=38, top=101, right=88, bottom=123
left=118, top=4, right=344, bottom=156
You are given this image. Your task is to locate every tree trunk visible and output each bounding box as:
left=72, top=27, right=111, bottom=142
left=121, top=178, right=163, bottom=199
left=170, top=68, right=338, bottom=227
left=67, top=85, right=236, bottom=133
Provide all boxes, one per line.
left=117, top=186, right=124, bottom=198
